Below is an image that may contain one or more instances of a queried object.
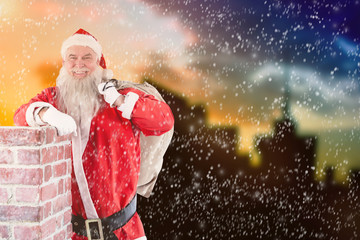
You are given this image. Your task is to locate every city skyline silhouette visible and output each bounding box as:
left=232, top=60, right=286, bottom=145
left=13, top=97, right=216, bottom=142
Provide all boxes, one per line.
left=138, top=80, right=360, bottom=239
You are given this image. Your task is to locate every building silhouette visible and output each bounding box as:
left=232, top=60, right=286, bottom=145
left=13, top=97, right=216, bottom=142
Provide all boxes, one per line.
left=254, top=81, right=317, bottom=188
left=137, top=80, right=360, bottom=240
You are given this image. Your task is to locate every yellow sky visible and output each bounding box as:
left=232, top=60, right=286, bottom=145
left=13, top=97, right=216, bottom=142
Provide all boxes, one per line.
left=0, top=0, right=189, bottom=123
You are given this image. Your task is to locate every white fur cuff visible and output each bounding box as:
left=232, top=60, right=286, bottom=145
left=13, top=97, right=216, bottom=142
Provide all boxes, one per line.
left=117, top=92, right=139, bottom=119
left=25, top=102, right=55, bottom=127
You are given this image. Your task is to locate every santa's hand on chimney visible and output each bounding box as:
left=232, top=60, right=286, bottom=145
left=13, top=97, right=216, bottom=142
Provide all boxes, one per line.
left=39, top=106, right=77, bottom=136
left=98, top=82, right=125, bottom=107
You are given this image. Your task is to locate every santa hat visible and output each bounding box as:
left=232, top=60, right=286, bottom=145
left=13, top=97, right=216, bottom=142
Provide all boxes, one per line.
left=61, top=28, right=113, bottom=79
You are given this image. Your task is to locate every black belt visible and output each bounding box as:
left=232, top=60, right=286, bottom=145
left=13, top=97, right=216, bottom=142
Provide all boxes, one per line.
left=72, top=195, right=137, bottom=240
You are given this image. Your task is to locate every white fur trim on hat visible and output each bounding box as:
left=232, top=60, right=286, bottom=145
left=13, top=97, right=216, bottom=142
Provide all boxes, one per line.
left=61, top=34, right=102, bottom=60
left=102, top=69, right=113, bottom=80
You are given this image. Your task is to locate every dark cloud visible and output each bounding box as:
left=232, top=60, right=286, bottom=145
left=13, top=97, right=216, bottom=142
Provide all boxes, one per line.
left=142, top=0, right=360, bottom=78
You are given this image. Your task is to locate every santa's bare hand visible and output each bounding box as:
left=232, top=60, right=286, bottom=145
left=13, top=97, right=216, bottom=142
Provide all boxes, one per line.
left=41, top=106, right=77, bottom=136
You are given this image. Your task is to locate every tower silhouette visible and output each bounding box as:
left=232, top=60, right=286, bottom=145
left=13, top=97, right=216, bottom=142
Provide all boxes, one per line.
left=254, top=64, right=317, bottom=187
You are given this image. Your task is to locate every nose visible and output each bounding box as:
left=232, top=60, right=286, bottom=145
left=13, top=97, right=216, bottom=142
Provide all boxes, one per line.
left=75, top=58, right=85, bottom=67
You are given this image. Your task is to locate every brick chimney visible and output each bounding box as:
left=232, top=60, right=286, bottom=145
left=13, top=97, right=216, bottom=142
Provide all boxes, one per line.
left=0, top=126, right=72, bottom=240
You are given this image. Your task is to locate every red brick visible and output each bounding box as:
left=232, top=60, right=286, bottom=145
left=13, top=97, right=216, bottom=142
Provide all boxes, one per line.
left=0, top=149, right=14, bottom=164
left=65, top=176, right=71, bottom=192
left=58, top=179, right=64, bottom=194
left=17, top=149, right=41, bottom=165
left=45, top=127, right=56, bottom=144
left=0, top=225, right=9, bottom=238
left=54, top=161, right=67, bottom=178
left=56, top=214, right=63, bottom=229
left=0, top=205, right=40, bottom=222
left=54, top=133, right=71, bottom=143
left=64, top=208, right=72, bottom=226
left=41, top=146, right=58, bottom=164
left=57, top=145, right=65, bottom=160
left=15, top=187, right=39, bottom=203
left=14, top=225, right=41, bottom=240
left=53, top=195, right=67, bottom=214
left=64, top=144, right=72, bottom=160
left=67, top=191, right=72, bottom=206
left=41, top=182, right=57, bottom=201
left=67, top=159, right=72, bottom=174
left=0, top=188, right=8, bottom=203
left=44, top=165, right=52, bottom=182
left=41, top=201, right=52, bottom=220
left=66, top=224, right=73, bottom=239
left=0, top=127, right=45, bottom=146
left=53, top=229, right=66, bottom=240
left=40, top=217, right=57, bottom=238
left=0, top=167, right=43, bottom=185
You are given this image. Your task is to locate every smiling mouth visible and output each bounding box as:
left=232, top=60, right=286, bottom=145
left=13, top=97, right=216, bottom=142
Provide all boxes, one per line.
left=72, top=70, right=89, bottom=78
left=73, top=70, right=88, bottom=74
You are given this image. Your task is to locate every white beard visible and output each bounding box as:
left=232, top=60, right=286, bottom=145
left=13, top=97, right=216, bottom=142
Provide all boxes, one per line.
left=56, top=66, right=104, bottom=124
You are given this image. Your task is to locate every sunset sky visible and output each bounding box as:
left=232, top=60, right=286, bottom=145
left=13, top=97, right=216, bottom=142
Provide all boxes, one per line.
left=1, top=0, right=359, bottom=181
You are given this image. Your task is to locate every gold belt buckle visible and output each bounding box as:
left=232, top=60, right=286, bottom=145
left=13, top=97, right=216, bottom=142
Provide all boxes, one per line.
left=85, top=218, right=104, bottom=240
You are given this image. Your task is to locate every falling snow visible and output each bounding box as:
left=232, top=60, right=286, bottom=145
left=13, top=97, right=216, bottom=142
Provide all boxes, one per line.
left=1, top=0, right=360, bottom=239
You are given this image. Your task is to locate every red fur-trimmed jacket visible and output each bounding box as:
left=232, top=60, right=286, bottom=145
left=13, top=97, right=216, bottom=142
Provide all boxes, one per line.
left=14, top=86, right=174, bottom=240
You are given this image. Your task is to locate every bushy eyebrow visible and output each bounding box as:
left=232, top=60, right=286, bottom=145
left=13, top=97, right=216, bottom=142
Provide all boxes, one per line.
left=67, top=53, right=93, bottom=58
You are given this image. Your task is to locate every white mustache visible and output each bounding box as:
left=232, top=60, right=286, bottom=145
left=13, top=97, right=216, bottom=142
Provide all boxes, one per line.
left=71, top=68, right=90, bottom=73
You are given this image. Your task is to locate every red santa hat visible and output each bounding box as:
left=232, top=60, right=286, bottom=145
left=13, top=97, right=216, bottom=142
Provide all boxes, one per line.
left=61, top=28, right=113, bottom=79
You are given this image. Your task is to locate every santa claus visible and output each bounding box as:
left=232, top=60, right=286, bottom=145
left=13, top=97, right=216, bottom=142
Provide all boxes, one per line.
left=14, top=29, right=174, bottom=240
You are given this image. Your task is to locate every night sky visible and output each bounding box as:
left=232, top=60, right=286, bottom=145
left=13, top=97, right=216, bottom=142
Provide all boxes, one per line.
left=139, top=0, right=360, bottom=179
